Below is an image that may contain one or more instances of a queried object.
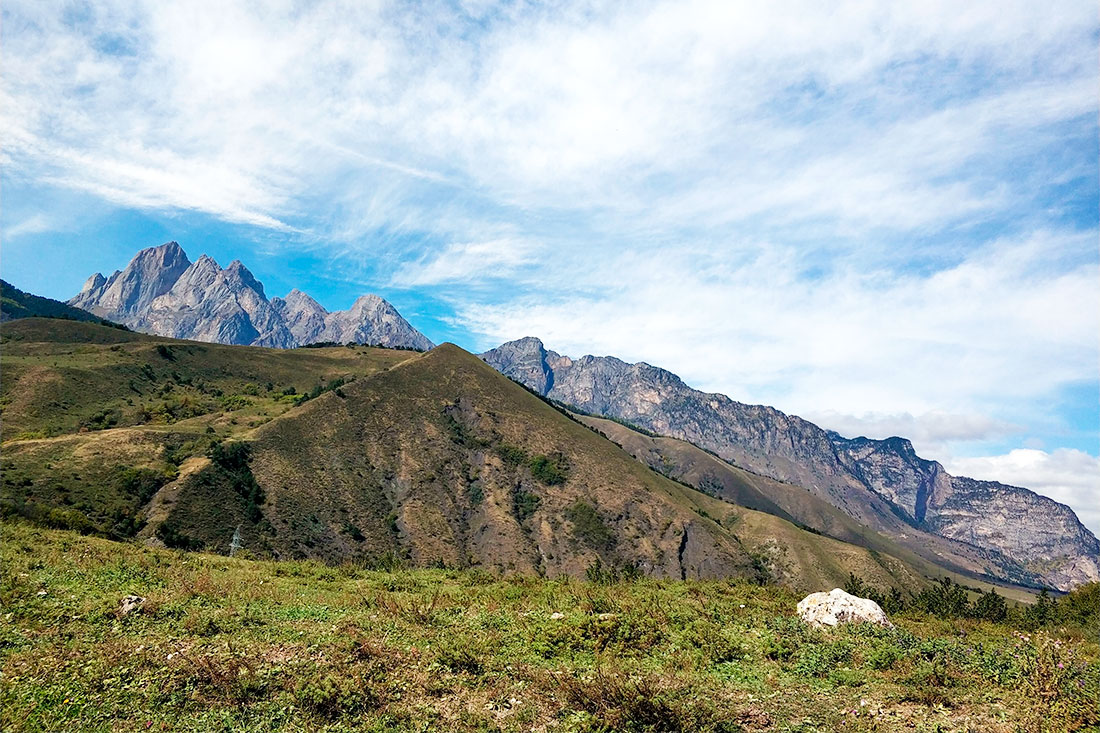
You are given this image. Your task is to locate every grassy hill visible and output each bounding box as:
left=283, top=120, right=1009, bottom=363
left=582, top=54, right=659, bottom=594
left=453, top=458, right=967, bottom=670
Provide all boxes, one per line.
left=1, top=521, right=1096, bottom=732
left=3, top=318, right=932, bottom=593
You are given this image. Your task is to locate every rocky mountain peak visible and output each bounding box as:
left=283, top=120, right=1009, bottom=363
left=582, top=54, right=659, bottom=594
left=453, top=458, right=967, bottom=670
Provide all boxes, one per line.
left=223, top=260, right=265, bottom=297
left=68, top=242, right=434, bottom=352
left=80, top=272, right=106, bottom=294
left=348, top=294, right=387, bottom=313
left=68, top=241, right=192, bottom=319
left=483, top=337, right=554, bottom=393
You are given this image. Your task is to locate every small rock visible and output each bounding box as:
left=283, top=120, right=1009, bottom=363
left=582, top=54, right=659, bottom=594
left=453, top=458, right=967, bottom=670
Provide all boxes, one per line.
left=119, top=595, right=146, bottom=616
left=797, top=588, right=893, bottom=628
left=549, top=612, right=565, bottom=620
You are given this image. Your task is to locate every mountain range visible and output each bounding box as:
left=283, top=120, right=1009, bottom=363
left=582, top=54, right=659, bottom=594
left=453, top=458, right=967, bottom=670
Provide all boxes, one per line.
left=481, top=337, right=1099, bottom=591
left=7, top=241, right=1094, bottom=592
left=68, top=242, right=433, bottom=351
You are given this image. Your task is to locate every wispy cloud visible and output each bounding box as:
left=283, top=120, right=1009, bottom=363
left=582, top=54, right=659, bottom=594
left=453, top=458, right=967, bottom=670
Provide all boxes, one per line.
left=392, top=237, right=539, bottom=287
left=2, top=213, right=55, bottom=239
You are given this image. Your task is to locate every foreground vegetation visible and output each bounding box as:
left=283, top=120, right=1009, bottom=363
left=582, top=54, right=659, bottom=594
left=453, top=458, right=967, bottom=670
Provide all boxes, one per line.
left=2, top=522, right=1096, bottom=732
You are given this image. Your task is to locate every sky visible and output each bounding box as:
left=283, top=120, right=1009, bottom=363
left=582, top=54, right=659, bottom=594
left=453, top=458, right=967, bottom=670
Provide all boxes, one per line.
left=2, top=1, right=1097, bottom=532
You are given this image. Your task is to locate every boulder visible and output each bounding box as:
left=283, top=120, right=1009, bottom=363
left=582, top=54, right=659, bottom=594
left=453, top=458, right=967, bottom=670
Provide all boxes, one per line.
left=118, top=594, right=146, bottom=616
left=797, top=588, right=893, bottom=628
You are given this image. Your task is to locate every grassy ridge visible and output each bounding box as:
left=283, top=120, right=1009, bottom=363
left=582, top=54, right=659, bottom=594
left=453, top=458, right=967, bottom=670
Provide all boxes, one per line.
left=0, top=318, right=414, bottom=440
left=0, top=280, right=116, bottom=325
left=2, top=521, right=1096, bottom=732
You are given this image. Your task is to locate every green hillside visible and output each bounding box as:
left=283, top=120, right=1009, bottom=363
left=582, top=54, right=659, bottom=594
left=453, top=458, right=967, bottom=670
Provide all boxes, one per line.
left=3, top=318, right=933, bottom=592
left=1, top=522, right=1096, bottom=732
left=0, top=279, right=116, bottom=325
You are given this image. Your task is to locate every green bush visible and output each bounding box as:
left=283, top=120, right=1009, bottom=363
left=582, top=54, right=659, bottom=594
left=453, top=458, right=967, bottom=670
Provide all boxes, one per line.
left=566, top=501, right=615, bottom=552
left=528, top=453, right=568, bottom=485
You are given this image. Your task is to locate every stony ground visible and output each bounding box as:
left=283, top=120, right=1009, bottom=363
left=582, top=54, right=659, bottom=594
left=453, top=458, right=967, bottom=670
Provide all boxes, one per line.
left=2, top=521, right=1097, bottom=732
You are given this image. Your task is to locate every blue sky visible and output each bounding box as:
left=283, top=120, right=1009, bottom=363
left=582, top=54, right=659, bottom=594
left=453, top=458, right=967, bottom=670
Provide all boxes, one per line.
left=2, top=1, right=1097, bottom=531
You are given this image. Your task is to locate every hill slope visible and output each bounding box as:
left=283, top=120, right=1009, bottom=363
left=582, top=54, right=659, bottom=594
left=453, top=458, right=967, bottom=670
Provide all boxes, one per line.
left=1, top=279, right=118, bottom=325
left=2, top=319, right=929, bottom=591
left=482, top=337, right=1100, bottom=591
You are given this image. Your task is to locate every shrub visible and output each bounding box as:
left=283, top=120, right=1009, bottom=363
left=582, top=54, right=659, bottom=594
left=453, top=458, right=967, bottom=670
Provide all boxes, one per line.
left=566, top=501, right=615, bottom=552
left=971, top=588, right=1008, bottom=622
left=513, top=487, right=541, bottom=522
left=528, top=453, right=568, bottom=485
left=793, top=640, right=853, bottom=678
left=156, top=519, right=203, bottom=550
left=495, top=443, right=527, bottom=466
left=911, top=577, right=970, bottom=618
left=296, top=673, right=375, bottom=719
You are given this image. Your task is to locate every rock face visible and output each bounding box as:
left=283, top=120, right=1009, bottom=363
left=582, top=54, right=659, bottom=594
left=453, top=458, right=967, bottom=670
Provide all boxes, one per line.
left=69, top=243, right=433, bottom=351
left=481, top=337, right=1100, bottom=591
left=797, top=588, right=893, bottom=628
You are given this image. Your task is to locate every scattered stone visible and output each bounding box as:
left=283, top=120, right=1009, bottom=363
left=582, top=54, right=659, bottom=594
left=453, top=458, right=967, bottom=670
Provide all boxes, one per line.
left=119, top=595, right=146, bottom=616
left=797, top=588, right=893, bottom=628
left=549, top=612, right=565, bottom=620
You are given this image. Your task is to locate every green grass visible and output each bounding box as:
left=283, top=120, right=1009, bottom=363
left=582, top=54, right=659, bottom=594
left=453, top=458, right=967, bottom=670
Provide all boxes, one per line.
left=2, top=521, right=1097, bottom=732
left=0, top=318, right=414, bottom=441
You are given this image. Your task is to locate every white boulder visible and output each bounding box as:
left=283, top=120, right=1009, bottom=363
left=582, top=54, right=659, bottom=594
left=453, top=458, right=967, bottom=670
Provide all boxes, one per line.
left=797, top=588, right=893, bottom=628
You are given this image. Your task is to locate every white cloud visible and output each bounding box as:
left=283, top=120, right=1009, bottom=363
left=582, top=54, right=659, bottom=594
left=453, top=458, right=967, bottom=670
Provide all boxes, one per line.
left=2, top=213, right=55, bottom=239
left=2, top=0, right=1095, bottom=238
left=945, top=450, right=1100, bottom=537
left=804, top=410, right=1021, bottom=453
left=459, top=230, right=1098, bottom=419
left=392, top=237, right=539, bottom=287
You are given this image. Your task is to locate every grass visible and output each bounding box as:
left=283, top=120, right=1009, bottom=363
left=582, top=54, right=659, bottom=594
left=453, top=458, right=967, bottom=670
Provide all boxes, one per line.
left=0, top=318, right=413, bottom=441
left=2, top=521, right=1097, bottom=732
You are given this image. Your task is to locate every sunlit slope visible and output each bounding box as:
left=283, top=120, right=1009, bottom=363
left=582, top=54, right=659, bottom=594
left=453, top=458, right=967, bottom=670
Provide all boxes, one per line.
left=4, top=320, right=932, bottom=590
left=0, top=317, right=414, bottom=440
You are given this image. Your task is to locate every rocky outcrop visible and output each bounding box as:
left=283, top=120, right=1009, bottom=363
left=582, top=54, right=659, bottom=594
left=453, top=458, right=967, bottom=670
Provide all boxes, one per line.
left=481, top=337, right=1100, bottom=591
left=69, top=243, right=434, bottom=351
left=70, top=241, right=191, bottom=318
left=797, top=588, right=893, bottom=628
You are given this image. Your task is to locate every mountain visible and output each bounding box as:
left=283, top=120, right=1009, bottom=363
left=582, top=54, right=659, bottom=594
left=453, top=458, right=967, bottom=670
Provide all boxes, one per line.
left=481, top=337, right=1100, bottom=591
left=1, top=279, right=119, bottom=326
left=69, top=242, right=433, bottom=351
left=2, top=317, right=933, bottom=591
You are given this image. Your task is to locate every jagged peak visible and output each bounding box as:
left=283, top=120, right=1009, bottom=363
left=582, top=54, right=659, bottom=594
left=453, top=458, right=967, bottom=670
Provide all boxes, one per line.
left=486, top=336, right=546, bottom=355
left=349, top=293, right=386, bottom=309
left=282, top=288, right=326, bottom=311
left=221, top=259, right=265, bottom=297
left=132, top=241, right=189, bottom=265
left=80, top=272, right=106, bottom=293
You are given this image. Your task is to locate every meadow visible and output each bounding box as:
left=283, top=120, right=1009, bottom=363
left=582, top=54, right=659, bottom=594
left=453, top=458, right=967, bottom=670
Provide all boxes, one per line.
left=2, top=521, right=1096, bottom=732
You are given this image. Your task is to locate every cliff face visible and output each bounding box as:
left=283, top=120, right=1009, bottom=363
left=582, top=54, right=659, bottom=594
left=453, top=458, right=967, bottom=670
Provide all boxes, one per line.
left=69, top=243, right=433, bottom=351
left=482, top=337, right=1100, bottom=591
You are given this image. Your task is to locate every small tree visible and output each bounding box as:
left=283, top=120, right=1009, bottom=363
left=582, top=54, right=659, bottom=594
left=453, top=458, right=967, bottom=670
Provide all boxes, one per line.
left=971, top=587, right=1007, bottom=622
